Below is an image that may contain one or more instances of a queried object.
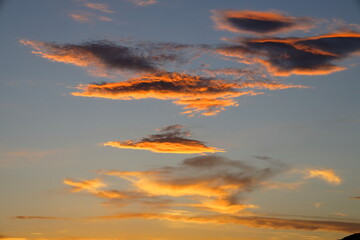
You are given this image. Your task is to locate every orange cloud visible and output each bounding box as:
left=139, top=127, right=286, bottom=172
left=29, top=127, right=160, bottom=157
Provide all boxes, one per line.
left=102, top=155, right=287, bottom=214
left=102, top=125, right=224, bottom=154
left=89, top=212, right=360, bottom=233
left=84, top=2, right=113, bottom=13
left=212, top=10, right=316, bottom=35
left=63, top=178, right=106, bottom=193
left=19, top=40, right=202, bottom=77
left=69, top=13, right=91, bottom=23
left=305, top=169, right=342, bottom=185
left=71, top=72, right=305, bottom=116
left=217, top=32, right=360, bottom=76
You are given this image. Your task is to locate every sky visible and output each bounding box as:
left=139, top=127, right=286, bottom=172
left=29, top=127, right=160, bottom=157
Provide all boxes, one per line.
left=0, top=0, right=360, bottom=240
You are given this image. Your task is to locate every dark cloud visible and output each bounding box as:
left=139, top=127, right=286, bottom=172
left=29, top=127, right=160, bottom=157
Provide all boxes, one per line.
left=218, top=32, right=360, bottom=76
left=102, top=124, right=224, bottom=154
left=212, top=10, right=315, bottom=35
left=20, top=40, right=207, bottom=77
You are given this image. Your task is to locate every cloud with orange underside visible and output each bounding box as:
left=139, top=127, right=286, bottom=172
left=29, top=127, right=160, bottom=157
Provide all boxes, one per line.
left=217, top=32, right=360, bottom=76
left=102, top=125, right=224, bottom=154
left=71, top=72, right=306, bottom=116
left=88, top=212, right=360, bottom=233
left=102, top=155, right=287, bottom=214
left=305, top=168, right=342, bottom=185
left=212, top=10, right=316, bottom=35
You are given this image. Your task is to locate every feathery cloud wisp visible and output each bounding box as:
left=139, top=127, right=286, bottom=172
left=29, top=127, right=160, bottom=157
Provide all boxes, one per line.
left=305, top=169, right=342, bottom=185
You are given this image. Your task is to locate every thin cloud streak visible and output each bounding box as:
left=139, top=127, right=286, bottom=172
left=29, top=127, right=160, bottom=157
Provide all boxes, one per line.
left=130, top=0, right=158, bottom=6
left=83, top=2, right=114, bottom=13
left=12, top=216, right=70, bottom=220
left=212, top=10, right=316, bottom=35
left=102, top=125, right=224, bottom=154
left=89, top=212, right=360, bottom=233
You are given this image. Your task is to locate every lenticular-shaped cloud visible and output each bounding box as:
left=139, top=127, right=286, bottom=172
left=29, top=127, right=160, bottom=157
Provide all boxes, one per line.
left=71, top=72, right=306, bottom=116
left=102, top=125, right=224, bottom=154
left=217, top=32, right=360, bottom=76
left=212, top=10, right=315, bottom=35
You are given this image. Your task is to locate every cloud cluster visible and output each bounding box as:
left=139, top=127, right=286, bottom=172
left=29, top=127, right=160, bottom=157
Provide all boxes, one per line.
left=212, top=10, right=315, bottom=35
left=71, top=71, right=305, bottom=116
left=97, top=155, right=287, bottom=214
left=102, top=125, right=224, bottom=154
left=218, top=32, right=360, bottom=76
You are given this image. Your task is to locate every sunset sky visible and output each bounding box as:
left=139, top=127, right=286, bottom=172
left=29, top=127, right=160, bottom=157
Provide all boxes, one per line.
left=0, top=0, right=360, bottom=240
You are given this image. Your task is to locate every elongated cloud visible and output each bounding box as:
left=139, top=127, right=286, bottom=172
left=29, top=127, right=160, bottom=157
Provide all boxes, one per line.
left=102, top=125, right=224, bottom=154
left=12, top=216, right=70, bottom=220
left=83, top=2, right=113, bottom=13
left=19, top=40, right=200, bottom=77
left=212, top=10, right=315, bottom=35
left=103, top=155, right=287, bottom=214
left=218, top=32, right=360, bottom=76
left=305, top=169, right=342, bottom=185
left=90, top=212, right=360, bottom=233
left=130, top=0, right=158, bottom=6
left=71, top=72, right=305, bottom=116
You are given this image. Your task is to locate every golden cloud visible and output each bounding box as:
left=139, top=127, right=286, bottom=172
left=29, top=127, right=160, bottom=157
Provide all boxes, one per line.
left=102, top=125, right=224, bottom=154
left=305, top=169, right=342, bottom=185
left=71, top=72, right=305, bottom=116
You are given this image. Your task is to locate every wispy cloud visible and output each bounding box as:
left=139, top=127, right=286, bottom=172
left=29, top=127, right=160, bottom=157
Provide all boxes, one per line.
left=102, top=125, right=224, bottom=154
left=89, top=212, right=360, bottom=233
left=305, top=168, right=342, bottom=185
left=100, top=155, right=287, bottom=214
left=83, top=2, right=114, bottom=13
left=12, top=216, right=70, bottom=220
left=217, top=32, right=360, bottom=76
left=69, top=13, right=91, bottom=23
left=212, top=10, right=316, bottom=35
left=349, top=196, right=360, bottom=200
left=130, top=0, right=158, bottom=6
left=71, top=72, right=305, bottom=116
